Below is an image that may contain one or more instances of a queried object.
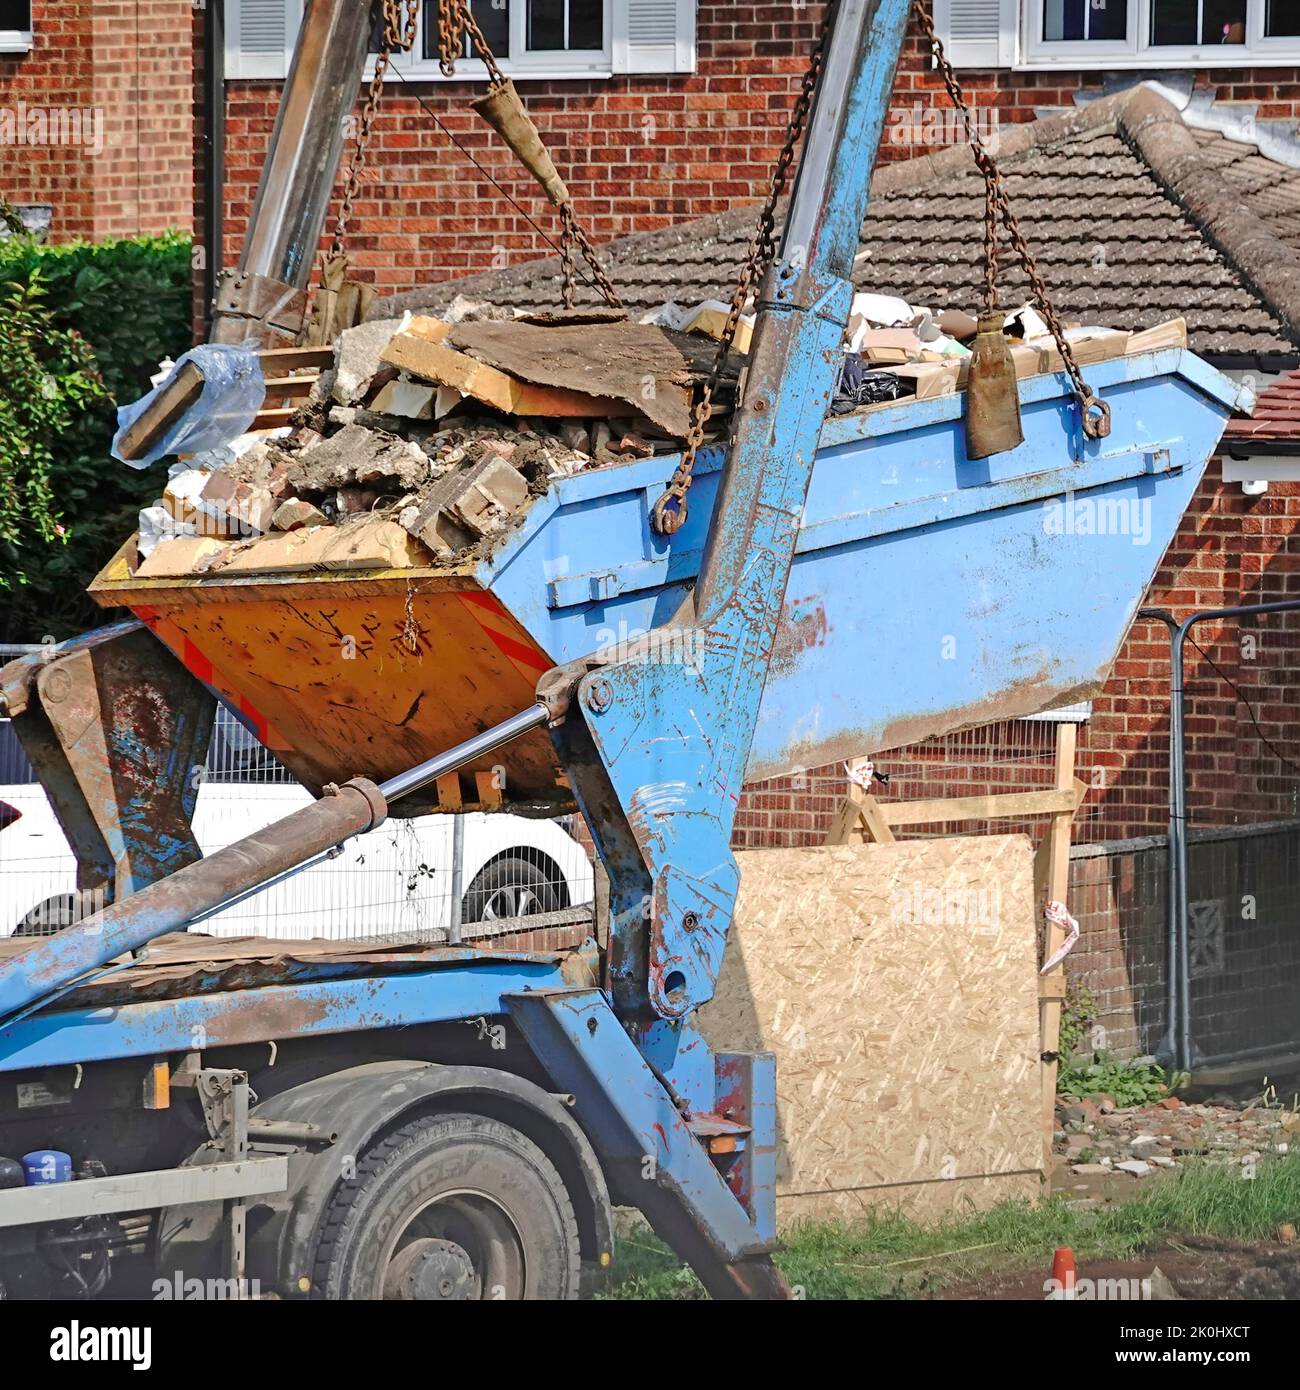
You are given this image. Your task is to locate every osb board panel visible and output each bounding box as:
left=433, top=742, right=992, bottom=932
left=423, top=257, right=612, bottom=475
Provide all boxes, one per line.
left=778, top=1172, right=1042, bottom=1226
left=697, top=836, right=1043, bottom=1221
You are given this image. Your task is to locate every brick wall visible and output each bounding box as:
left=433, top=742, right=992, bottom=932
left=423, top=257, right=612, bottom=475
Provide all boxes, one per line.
left=211, top=0, right=1300, bottom=295
left=0, top=0, right=194, bottom=242
left=6, top=3, right=1300, bottom=264
left=1078, top=473, right=1300, bottom=842
left=220, top=1, right=837, bottom=288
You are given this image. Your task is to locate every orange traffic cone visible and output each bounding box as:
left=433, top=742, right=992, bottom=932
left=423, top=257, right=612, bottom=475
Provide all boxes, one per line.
left=1047, top=1246, right=1077, bottom=1300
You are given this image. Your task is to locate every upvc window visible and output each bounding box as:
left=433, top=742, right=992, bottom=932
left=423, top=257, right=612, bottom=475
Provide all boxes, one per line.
left=403, top=0, right=611, bottom=77
left=0, top=0, right=32, bottom=54
left=227, top=0, right=694, bottom=81
left=1024, top=0, right=1300, bottom=65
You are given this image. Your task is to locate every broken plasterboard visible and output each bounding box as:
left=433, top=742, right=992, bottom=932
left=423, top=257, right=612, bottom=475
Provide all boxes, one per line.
left=381, top=316, right=626, bottom=420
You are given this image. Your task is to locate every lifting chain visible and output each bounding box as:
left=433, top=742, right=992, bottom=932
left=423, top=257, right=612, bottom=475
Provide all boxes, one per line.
left=331, top=0, right=420, bottom=262
left=437, top=1, right=621, bottom=311
left=649, top=11, right=834, bottom=536
left=915, top=3, right=1110, bottom=441
left=559, top=202, right=623, bottom=309
left=438, top=0, right=505, bottom=83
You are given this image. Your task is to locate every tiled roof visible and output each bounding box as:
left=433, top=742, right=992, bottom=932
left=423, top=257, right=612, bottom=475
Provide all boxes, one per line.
left=1191, top=129, right=1300, bottom=257
left=1223, top=369, right=1300, bottom=444
left=378, top=87, right=1300, bottom=364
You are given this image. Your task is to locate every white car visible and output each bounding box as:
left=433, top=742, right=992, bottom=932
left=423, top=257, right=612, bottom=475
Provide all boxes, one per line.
left=0, top=780, right=593, bottom=943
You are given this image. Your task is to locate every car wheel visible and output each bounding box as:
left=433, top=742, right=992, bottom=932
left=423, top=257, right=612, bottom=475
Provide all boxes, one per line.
left=461, top=855, right=560, bottom=924
left=310, top=1112, right=581, bottom=1300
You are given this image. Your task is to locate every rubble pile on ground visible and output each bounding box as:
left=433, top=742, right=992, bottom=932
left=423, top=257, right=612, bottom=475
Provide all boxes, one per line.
left=1055, top=1092, right=1298, bottom=1185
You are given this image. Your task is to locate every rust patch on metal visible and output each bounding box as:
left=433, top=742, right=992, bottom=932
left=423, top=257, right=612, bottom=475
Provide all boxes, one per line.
left=750, top=668, right=1105, bottom=783
left=769, top=595, right=829, bottom=677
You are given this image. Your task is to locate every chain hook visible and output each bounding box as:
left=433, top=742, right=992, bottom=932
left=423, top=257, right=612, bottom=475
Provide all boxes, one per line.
left=1080, top=394, right=1111, bottom=440
left=651, top=490, right=689, bottom=536
left=914, top=3, right=1114, bottom=447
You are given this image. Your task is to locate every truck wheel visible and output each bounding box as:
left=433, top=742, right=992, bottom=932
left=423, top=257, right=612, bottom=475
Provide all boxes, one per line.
left=461, top=855, right=560, bottom=923
left=311, top=1112, right=580, bottom=1300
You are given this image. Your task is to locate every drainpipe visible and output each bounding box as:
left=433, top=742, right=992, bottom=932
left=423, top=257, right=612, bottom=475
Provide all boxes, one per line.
left=1138, top=608, right=1179, bottom=1071
left=202, top=0, right=226, bottom=339
left=210, top=0, right=373, bottom=346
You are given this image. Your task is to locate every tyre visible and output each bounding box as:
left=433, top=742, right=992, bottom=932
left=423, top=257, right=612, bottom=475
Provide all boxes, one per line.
left=461, top=854, right=561, bottom=924
left=311, top=1112, right=580, bottom=1300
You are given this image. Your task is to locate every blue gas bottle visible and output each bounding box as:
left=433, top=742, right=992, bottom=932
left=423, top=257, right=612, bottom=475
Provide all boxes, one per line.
left=22, top=1150, right=72, bottom=1185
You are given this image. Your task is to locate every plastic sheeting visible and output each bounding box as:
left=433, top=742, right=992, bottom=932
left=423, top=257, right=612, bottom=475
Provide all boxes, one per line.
left=112, top=345, right=265, bottom=469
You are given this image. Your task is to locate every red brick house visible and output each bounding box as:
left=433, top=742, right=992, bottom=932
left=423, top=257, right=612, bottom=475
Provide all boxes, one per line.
left=7, top=2, right=1300, bottom=282
left=208, top=0, right=1300, bottom=292
left=0, top=1, right=193, bottom=240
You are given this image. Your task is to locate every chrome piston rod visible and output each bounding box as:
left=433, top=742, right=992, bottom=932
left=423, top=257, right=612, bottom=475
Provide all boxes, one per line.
left=378, top=705, right=550, bottom=801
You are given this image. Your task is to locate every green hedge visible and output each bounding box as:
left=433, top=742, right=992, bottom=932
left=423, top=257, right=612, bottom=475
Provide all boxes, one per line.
left=0, top=231, right=193, bottom=641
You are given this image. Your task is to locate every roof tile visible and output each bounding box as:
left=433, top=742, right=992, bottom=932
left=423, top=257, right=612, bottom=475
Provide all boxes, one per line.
left=378, top=89, right=1300, bottom=363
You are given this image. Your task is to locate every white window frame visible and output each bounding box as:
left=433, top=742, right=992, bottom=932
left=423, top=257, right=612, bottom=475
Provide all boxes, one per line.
left=0, top=0, right=32, bottom=54
left=1020, top=0, right=1300, bottom=69
left=375, top=0, right=615, bottom=81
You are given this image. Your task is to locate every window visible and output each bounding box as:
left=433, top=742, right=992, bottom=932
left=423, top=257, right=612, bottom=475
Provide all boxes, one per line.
left=0, top=0, right=31, bottom=53
left=1149, top=0, right=1246, bottom=46
left=1265, top=0, right=1300, bottom=36
left=416, top=0, right=509, bottom=64
left=1021, top=0, right=1300, bottom=64
left=1041, top=0, right=1129, bottom=43
left=411, top=0, right=602, bottom=66
left=412, top=0, right=608, bottom=74
left=230, top=0, right=695, bottom=81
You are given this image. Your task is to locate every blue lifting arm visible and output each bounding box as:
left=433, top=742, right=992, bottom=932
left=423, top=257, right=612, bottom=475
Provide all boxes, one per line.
left=506, top=0, right=913, bottom=1295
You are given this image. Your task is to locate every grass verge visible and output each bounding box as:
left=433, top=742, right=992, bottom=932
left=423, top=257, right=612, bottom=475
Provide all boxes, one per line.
left=599, top=1152, right=1300, bottom=1299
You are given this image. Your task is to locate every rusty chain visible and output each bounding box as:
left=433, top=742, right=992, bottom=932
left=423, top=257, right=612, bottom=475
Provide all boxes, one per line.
left=331, top=0, right=420, bottom=262
left=560, top=204, right=579, bottom=308
left=439, top=0, right=506, bottom=84
left=559, top=202, right=623, bottom=309
left=915, top=3, right=1109, bottom=439
left=437, top=1, right=620, bottom=310
left=650, top=12, right=833, bottom=536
